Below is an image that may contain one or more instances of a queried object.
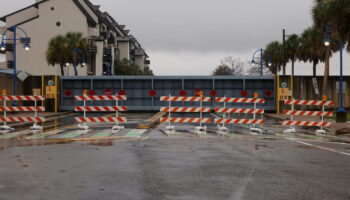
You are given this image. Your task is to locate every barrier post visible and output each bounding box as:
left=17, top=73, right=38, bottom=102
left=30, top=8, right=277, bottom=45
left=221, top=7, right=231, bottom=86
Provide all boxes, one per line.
left=112, top=93, right=124, bottom=130
left=78, top=90, right=89, bottom=130
left=29, top=94, right=43, bottom=130
left=316, top=96, right=328, bottom=134
left=218, top=96, right=228, bottom=134
left=284, top=98, right=296, bottom=133
left=194, top=92, right=207, bottom=134
left=249, top=93, right=264, bottom=133
left=165, top=94, right=175, bottom=132
left=0, top=89, right=12, bottom=130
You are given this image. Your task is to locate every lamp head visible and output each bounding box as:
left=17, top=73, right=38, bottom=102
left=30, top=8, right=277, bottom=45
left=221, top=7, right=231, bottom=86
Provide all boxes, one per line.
left=0, top=42, right=5, bottom=51
left=65, top=62, right=70, bottom=67
left=82, top=62, right=86, bottom=66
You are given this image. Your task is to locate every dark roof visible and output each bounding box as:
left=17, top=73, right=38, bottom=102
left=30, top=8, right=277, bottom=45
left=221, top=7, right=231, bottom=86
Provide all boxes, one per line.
left=0, top=0, right=49, bottom=22
left=82, top=0, right=128, bottom=36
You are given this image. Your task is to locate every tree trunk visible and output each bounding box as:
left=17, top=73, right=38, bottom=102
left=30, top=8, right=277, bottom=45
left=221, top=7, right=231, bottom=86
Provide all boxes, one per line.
left=60, top=64, right=65, bottom=76
left=322, top=47, right=331, bottom=96
left=292, top=59, right=294, bottom=98
left=283, top=64, right=286, bottom=76
left=312, top=59, right=317, bottom=77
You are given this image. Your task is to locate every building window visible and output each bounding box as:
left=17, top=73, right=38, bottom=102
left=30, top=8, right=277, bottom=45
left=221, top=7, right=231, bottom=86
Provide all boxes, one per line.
left=51, top=7, right=55, bottom=11
left=56, top=22, right=61, bottom=27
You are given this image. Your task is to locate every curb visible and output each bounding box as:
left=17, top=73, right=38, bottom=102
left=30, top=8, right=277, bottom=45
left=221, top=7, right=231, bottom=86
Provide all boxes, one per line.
left=137, top=112, right=167, bottom=129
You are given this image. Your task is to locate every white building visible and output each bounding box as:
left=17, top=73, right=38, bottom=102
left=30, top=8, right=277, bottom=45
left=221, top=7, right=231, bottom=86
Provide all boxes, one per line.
left=0, top=0, right=150, bottom=76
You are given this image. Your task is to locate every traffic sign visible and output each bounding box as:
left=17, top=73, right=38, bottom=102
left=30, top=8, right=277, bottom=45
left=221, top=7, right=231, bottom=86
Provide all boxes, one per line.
left=210, top=90, right=217, bottom=97
left=312, top=78, right=320, bottom=95
left=336, top=81, right=346, bottom=94
left=46, top=86, right=56, bottom=99
left=278, top=88, right=289, bottom=101
left=48, top=80, right=54, bottom=86
left=281, top=82, right=288, bottom=88
left=241, top=90, right=248, bottom=97
left=179, top=90, right=187, bottom=96
left=149, top=90, right=156, bottom=97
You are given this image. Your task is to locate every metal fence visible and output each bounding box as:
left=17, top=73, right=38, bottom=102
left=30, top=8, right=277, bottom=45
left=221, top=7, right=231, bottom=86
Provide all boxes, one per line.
left=59, top=76, right=276, bottom=111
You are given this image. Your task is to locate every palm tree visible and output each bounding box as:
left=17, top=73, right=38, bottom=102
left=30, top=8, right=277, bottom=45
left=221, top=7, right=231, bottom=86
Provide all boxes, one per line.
left=46, top=32, right=88, bottom=76
left=65, top=32, right=89, bottom=76
left=265, top=41, right=284, bottom=75
left=312, top=0, right=350, bottom=95
left=299, top=27, right=325, bottom=77
left=46, top=35, right=69, bottom=76
left=285, top=34, right=300, bottom=80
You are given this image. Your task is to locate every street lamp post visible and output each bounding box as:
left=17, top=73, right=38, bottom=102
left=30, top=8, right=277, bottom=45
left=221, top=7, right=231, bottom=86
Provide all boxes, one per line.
left=65, top=48, right=86, bottom=76
left=73, top=48, right=86, bottom=76
left=323, top=27, right=346, bottom=122
left=1, top=26, right=31, bottom=105
left=251, top=48, right=271, bottom=76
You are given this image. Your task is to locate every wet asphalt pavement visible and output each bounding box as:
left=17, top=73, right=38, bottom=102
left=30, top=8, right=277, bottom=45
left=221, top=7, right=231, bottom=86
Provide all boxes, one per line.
left=0, top=113, right=350, bottom=200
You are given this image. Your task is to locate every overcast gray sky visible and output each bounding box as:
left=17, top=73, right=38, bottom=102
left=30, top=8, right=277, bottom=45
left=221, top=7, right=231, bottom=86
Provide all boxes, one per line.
left=1, top=0, right=349, bottom=75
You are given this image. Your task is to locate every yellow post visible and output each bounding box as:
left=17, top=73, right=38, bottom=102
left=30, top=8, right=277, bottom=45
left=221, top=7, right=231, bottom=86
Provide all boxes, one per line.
left=41, top=75, right=45, bottom=107
left=54, top=75, right=58, bottom=113
left=277, top=74, right=280, bottom=114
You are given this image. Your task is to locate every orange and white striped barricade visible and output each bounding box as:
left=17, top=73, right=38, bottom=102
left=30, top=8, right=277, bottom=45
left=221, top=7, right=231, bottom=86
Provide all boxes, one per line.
left=160, top=95, right=212, bottom=134
left=282, top=99, right=334, bottom=134
left=0, top=95, right=45, bottom=130
left=74, top=94, right=127, bottom=130
left=215, top=97, right=265, bottom=134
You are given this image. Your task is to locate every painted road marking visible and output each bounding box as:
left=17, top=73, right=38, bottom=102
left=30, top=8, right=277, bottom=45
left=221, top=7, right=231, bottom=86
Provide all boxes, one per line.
left=27, top=129, right=64, bottom=139
left=124, top=129, right=146, bottom=138
left=91, top=130, right=113, bottom=138
left=0, top=130, right=31, bottom=139
left=58, top=130, right=90, bottom=139
left=288, top=138, right=350, bottom=157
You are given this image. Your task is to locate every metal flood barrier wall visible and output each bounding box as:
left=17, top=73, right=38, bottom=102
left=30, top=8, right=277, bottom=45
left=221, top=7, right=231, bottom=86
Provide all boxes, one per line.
left=60, top=76, right=276, bottom=111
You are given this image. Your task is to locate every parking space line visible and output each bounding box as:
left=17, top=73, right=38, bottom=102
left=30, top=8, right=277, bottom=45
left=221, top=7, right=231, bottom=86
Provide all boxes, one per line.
left=58, top=130, right=91, bottom=139
left=288, top=138, right=350, bottom=156
left=27, top=129, right=64, bottom=139
left=0, top=130, right=31, bottom=139
left=124, top=129, right=146, bottom=138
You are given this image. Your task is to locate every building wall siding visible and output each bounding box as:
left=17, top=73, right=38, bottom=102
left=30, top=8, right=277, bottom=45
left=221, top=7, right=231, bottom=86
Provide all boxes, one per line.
left=5, top=0, right=91, bottom=76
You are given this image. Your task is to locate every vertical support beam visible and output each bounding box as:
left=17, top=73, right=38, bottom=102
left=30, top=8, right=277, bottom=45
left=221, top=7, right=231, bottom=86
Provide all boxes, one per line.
left=151, top=79, right=154, bottom=107
left=260, top=48, right=263, bottom=76
left=54, top=75, right=58, bottom=113
left=41, top=75, right=45, bottom=107
left=12, top=27, right=17, bottom=106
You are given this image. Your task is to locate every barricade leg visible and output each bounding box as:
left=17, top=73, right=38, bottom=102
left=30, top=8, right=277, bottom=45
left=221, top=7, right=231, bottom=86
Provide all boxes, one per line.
left=194, top=98, right=207, bottom=134
left=78, top=99, right=89, bottom=130
left=284, top=98, right=296, bottom=133
left=316, top=105, right=327, bottom=135
left=250, top=102, right=263, bottom=134
left=0, top=99, right=13, bottom=130
left=217, top=99, right=228, bottom=135
left=165, top=95, right=175, bottom=132
left=112, top=98, right=124, bottom=131
left=30, top=98, right=43, bottom=130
